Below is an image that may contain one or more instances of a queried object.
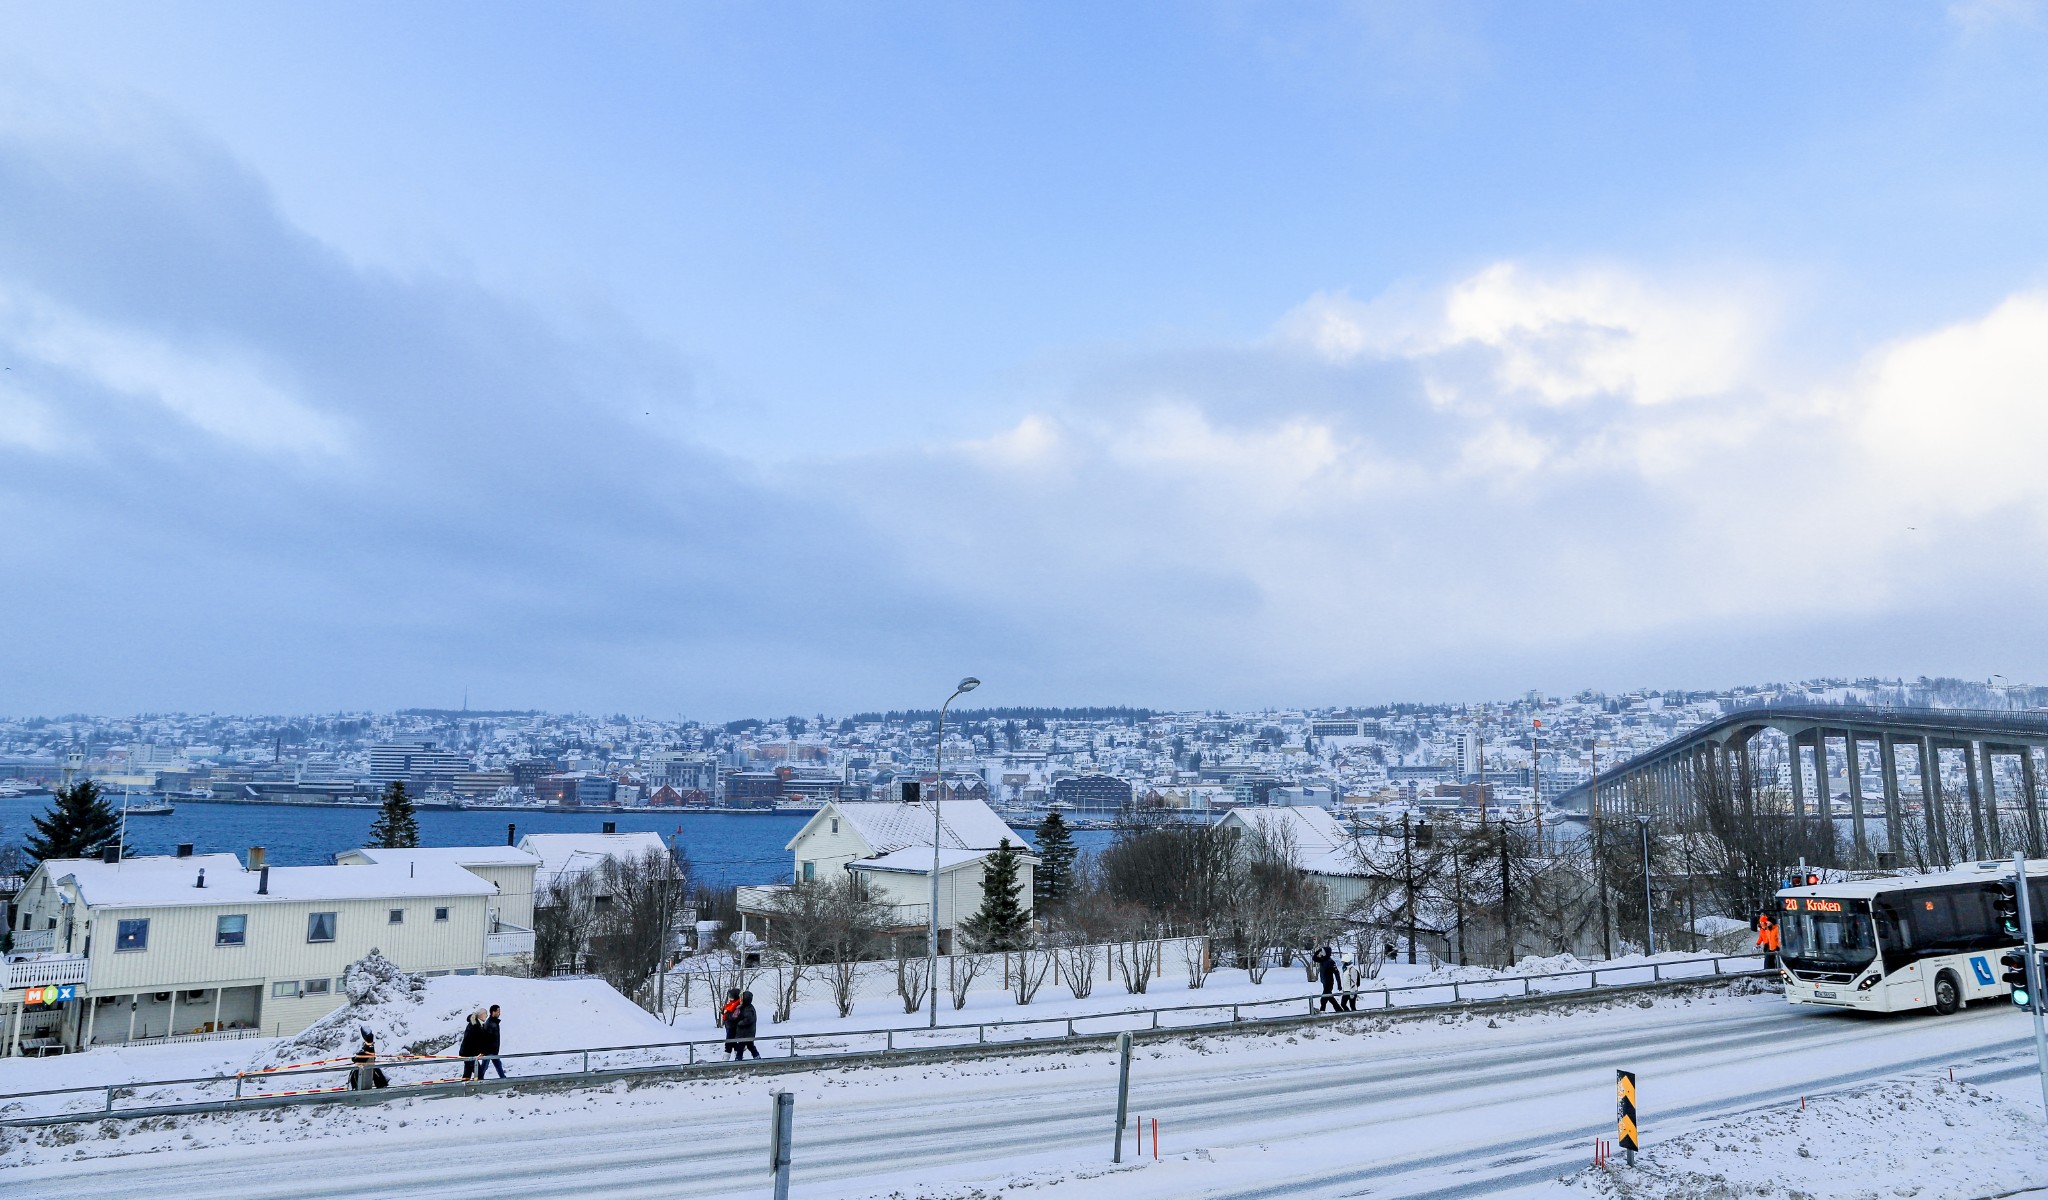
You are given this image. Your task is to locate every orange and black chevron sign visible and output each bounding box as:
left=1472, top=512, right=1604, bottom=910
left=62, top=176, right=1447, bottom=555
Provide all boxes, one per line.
left=1616, top=1070, right=1639, bottom=1153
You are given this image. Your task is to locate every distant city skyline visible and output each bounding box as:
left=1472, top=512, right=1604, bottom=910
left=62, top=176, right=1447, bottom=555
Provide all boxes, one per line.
left=4, top=6, right=2047, bottom=715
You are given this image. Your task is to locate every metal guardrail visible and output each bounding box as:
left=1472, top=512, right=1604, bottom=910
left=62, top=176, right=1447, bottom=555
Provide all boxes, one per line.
left=0, top=953, right=1766, bottom=1127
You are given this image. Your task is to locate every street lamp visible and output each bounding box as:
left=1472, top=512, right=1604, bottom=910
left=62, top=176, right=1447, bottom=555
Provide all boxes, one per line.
left=929, top=676, right=980, bottom=1027
left=1637, top=814, right=1656, bottom=956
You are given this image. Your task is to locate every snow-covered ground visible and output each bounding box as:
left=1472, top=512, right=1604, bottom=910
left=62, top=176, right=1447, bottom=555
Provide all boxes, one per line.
left=10, top=978, right=2044, bottom=1199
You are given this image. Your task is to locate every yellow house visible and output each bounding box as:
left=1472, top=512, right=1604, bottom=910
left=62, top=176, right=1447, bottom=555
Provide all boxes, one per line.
left=5, top=848, right=498, bottom=1054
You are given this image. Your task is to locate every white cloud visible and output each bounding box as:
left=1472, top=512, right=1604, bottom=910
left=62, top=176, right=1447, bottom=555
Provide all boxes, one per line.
left=0, top=286, right=350, bottom=457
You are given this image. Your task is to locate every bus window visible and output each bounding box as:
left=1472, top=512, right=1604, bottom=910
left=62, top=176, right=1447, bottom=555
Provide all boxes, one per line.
left=2031, top=879, right=2048, bottom=942
left=1782, top=902, right=1878, bottom=974
left=1874, top=897, right=1917, bottom=969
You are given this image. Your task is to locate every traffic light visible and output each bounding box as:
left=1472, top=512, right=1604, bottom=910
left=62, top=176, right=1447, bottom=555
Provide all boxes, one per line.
left=1996, top=879, right=2024, bottom=939
left=2004, top=948, right=2034, bottom=1008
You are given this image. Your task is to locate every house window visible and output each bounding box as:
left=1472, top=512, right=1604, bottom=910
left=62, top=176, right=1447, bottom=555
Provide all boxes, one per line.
left=216, top=914, right=248, bottom=946
left=801, top=861, right=816, bottom=882
left=272, top=980, right=301, bottom=999
left=307, top=912, right=338, bottom=943
left=831, top=818, right=839, bottom=834
left=594, top=894, right=612, bottom=911
left=115, top=919, right=149, bottom=952
left=434, top=907, right=450, bottom=922
left=388, top=908, right=405, bottom=925
left=303, top=978, right=332, bottom=996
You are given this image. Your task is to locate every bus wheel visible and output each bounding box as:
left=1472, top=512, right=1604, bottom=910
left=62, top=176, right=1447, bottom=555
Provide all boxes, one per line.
left=1934, top=970, right=1962, bottom=1015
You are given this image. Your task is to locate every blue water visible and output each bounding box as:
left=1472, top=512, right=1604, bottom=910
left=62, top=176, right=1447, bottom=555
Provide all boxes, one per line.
left=0, top=797, right=1109, bottom=888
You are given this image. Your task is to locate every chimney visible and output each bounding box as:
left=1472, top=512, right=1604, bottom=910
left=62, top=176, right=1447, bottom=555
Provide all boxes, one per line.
left=176, top=843, right=195, bottom=858
left=602, top=821, right=617, bottom=834
left=506, top=822, right=517, bottom=847
left=101, top=844, right=120, bottom=864
left=196, top=868, right=206, bottom=889
left=248, top=846, right=267, bottom=871
left=258, top=865, right=270, bottom=895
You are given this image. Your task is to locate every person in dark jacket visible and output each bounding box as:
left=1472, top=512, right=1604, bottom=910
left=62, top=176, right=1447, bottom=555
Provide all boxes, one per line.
left=1314, top=946, right=1341, bottom=1012
left=457, top=1010, right=487, bottom=1079
left=732, top=990, right=761, bottom=1060
left=722, top=988, right=744, bottom=1059
left=475, top=1004, right=506, bottom=1078
left=351, top=1029, right=388, bottom=1090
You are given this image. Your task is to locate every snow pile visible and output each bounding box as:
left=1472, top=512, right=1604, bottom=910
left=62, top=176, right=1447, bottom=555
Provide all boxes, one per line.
left=268, top=950, right=428, bottom=1062
left=1563, top=1075, right=2048, bottom=1200
left=254, top=972, right=685, bottom=1069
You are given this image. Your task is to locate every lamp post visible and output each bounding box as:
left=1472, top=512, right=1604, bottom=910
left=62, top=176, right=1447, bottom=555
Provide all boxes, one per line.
left=1637, top=814, right=1656, bottom=956
left=929, top=676, right=980, bottom=1027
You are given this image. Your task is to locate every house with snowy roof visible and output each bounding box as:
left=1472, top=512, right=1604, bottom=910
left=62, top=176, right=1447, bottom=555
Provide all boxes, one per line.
left=5, top=847, right=500, bottom=1054
left=736, top=796, right=1036, bottom=951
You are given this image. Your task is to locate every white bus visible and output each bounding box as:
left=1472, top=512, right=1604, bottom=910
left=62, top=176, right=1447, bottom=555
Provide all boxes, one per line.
left=1777, top=859, right=2047, bottom=1015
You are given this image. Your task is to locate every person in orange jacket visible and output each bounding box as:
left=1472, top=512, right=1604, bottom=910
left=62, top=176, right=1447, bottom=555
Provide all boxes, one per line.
left=1756, top=912, right=1780, bottom=966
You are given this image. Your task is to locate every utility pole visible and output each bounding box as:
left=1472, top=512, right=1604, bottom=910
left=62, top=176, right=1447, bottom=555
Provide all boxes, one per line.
left=1639, top=816, right=1657, bottom=955
left=1593, top=740, right=1612, bottom=960
left=1532, top=717, right=1542, bottom=847
left=1403, top=813, right=1417, bottom=965
left=1112, top=1031, right=1133, bottom=1162
left=769, top=1091, right=794, bottom=1200
left=1500, top=827, right=1515, bottom=968
left=1477, top=705, right=1488, bottom=825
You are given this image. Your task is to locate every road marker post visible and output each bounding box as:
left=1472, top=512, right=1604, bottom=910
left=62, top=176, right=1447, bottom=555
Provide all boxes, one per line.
left=1113, top=1031, right=1133, bottom=1163
left=1616, top=1070, right=1639, bottom=1167
left=769, top=1090, right=794, bottom=1200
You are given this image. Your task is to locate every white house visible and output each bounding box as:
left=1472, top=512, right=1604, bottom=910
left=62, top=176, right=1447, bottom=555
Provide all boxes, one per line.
left=334, top=844, right=540, bottom=956
left=737, top=797, right=1037, bottom=950
left=1217, top=806, right=1378, bottom=912
left=5, top=848, right=500, bottom=1054
left=516, top=831, right=668, bottom=898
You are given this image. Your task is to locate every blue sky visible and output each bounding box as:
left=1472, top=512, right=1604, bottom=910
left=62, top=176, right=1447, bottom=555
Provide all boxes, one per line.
left=3, top=2, right=2047, bottom=717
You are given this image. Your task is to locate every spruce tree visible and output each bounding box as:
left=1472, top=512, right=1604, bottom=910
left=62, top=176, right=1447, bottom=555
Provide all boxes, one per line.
left=25, top=780, right=121, bottom=862
left=368, top=781, right=421, bottom=848
left=959, top=838, right=1031, bottom=952
left=1032, top=812, right=1078, bottom=909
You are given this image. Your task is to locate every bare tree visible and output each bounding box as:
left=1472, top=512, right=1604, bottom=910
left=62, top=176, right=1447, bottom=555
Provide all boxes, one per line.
left=759, top=874, right=892, bottom=1022
left=894, top=936, right=930, bottom=1014
left=1010, top=946, right=1053, bottom=1004
left=1181, top=936, right=1213, bottom=989
left=532, top=871, right=597, bottom=977
left=587, top=848, right=689, bottom=1004
left=947, top=952, right=985, bottom=1009
left=1051, top=932, right=1098, bottom=1000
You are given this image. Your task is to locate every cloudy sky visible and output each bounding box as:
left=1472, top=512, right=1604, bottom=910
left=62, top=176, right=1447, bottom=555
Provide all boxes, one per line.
left=3, top=3, right=2047, bottom=718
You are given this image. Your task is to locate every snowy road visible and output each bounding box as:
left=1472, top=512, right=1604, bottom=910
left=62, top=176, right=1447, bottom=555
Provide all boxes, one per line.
left=11, top=991, right=2038, bottom=1199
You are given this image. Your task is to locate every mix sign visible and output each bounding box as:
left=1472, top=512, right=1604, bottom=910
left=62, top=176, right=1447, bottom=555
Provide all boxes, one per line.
left=24, top=984, right=77, bottom=1006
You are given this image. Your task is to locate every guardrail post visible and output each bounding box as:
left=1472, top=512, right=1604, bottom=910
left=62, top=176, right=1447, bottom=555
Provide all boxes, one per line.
left=978, top=1025, right=986, bottom=1045
left=104, top=1085, right=114, bottom=1115
left=1151, top=1010, right=1160, bottom=1030
left=582, top=1050, right=590, bottom=1074
left=1066, top=1017, right=1075, bottom=1038
left=1231, top=1004, right=1240, bottom=1022
left=234, top=1073, right=244, bottom=1102
left=1523, top=978, right=1532, bottom=997
left=1652, top=964, right=1661, bottom=982
left=886, top=1029, right=893, bottom=1052
left=688, top=1042, right=695, bottom=1066
left=1451, top=983, right=1461, bottom=1002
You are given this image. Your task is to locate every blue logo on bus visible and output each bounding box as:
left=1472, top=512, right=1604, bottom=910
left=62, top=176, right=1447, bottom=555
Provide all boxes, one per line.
left=1973, top=956, right=1995, bottom=985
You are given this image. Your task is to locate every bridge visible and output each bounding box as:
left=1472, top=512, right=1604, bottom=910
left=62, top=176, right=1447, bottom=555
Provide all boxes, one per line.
left=1553, top=704, right=2048, bottom=866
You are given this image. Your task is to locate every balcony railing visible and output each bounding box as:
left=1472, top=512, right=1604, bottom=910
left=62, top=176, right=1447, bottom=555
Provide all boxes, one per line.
left=6, top=956, right=89, bottom=990
left=734, top=887, right=930, bottom=930
left=486, top=925, right=534, bottom=958
left=9, top=929, right=55, bottom=955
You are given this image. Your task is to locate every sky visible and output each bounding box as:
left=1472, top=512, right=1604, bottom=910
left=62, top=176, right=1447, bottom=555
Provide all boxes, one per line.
left=3, top=2, right=2048, bottom=718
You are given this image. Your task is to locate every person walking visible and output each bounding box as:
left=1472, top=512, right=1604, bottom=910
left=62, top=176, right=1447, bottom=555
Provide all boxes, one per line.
left=1314, top=946, right=1341, bottom=1012
left=721, top=988, right=744, bottom=1060
left=477, top=1004, right=506, bottom=1079
left=1340, top=957, right=1365, bottom=1011
left=733, top=990, right=761, bottom=1060
left=458, top=1009, right=487, bottom=1080
left=1756, top=911, right=1781, bottom=969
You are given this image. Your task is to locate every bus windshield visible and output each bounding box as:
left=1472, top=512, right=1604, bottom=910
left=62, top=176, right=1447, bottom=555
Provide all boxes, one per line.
left=1781, top=899, right=1877, bottom=973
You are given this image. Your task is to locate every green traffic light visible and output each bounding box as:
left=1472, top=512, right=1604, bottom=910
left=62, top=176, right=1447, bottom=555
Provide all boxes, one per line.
left=2015, top=988, right=2033, bottom=1008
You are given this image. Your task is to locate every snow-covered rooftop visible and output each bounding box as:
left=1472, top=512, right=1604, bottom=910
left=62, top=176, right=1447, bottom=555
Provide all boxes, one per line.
left=49, top=854, right=496, bottom=908
left=847, top=846, right=1026, bottom=875
left=517, top=831, right=667, bottom=888
left=801, top=798, right=1019, bottom=856
left=338, top=845, right=540, bottom=870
